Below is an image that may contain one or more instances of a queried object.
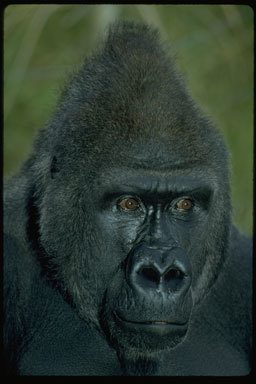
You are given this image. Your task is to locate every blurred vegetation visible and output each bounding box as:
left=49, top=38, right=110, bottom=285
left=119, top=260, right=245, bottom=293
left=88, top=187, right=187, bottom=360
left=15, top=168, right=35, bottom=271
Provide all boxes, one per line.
left=3, top=4, right=253, bottom=235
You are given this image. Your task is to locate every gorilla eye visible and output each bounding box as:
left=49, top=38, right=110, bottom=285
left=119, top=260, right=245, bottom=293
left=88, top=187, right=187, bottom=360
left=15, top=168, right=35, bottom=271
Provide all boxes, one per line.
left=175, top=198, right=193, bottom=211
left=119, top=198, right=140, bottom=211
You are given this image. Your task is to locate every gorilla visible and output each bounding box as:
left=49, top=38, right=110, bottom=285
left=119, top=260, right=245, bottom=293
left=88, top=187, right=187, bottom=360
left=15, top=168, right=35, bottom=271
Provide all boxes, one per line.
left=4, top=21, right=252, bottom=376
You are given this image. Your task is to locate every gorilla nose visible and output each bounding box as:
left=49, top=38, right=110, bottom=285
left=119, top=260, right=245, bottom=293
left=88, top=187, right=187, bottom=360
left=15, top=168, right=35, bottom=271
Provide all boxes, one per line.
left=137, top=265, right=184, bottom=290
left=128, top=244, right=192, bottom=296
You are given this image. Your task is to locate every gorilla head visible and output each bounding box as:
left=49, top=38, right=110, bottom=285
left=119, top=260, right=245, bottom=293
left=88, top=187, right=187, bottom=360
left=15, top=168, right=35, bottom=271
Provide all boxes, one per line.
left=29, top=22, right=231, bottom=360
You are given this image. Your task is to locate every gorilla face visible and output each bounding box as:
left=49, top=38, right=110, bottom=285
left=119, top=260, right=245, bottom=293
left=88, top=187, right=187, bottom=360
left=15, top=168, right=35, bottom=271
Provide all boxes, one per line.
left=93, top=164, right=213, bottom=353
left=35, top=22, right=231, bottom=359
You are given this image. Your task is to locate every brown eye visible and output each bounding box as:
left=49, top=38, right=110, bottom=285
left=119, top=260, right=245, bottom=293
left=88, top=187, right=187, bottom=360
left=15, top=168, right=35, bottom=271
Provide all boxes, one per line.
left=119, top=198, right=140, bottom=211
left=175, top=199, right=193, bottom=211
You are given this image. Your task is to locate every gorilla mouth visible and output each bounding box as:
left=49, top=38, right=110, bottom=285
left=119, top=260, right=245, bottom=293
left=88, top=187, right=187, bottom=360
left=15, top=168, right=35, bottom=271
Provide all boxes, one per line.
left=114, top=312, right=188, bottom=336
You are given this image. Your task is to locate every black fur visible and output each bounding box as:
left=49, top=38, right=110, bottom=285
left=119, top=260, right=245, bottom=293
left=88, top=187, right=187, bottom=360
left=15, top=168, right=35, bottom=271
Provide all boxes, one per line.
left=4, top=21, right=252, bottom=376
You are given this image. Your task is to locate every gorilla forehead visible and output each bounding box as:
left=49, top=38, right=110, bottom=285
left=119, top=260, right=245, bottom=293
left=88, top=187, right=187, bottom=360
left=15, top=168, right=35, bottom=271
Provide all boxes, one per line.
left=95, top=166, right=214, bottom=196
left=81, top=132, right=222, bottom=187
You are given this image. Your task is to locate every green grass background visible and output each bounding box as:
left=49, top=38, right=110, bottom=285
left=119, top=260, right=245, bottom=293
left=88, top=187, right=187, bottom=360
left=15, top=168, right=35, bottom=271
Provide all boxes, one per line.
left=4, top=4, right=253, bottom=235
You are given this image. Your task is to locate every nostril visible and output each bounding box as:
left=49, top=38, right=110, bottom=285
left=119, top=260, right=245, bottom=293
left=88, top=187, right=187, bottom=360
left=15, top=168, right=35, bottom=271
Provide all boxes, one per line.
left=164, top=268, right=184, bottom=282
left=139, top=267, right=160, bottom=284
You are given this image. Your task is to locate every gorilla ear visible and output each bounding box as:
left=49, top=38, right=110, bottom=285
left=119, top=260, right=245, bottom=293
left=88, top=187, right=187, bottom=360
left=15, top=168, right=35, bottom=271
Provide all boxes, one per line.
left=50, top=156, right=60, bottom=179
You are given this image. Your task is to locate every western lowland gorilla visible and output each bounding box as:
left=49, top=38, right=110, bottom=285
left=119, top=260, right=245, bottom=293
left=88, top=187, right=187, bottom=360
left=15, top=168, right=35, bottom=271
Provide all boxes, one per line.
left=4, top=21, right=252, bottom=376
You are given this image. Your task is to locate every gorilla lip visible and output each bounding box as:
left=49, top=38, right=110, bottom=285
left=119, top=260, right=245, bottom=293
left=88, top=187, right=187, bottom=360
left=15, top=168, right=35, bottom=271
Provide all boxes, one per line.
left=149, top=321, right=171, bottom=325
left=115, top=313, right=187, bottom=327
left=114, top=312, right=188, bottom=338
